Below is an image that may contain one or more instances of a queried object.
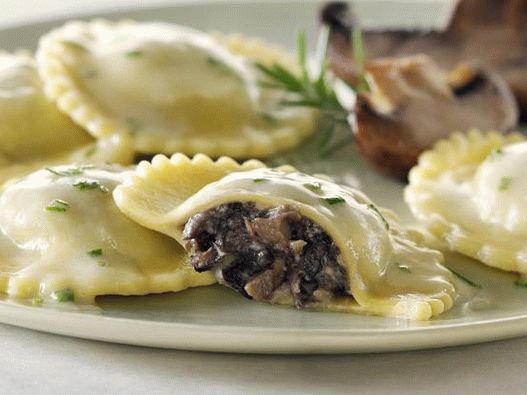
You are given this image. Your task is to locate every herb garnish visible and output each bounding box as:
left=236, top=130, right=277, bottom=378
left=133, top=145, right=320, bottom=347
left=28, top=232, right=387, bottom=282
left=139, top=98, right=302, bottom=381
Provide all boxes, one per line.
left=206, top=56, right=236, bottom=76
left=87, top=248, right=103, bottom=257
left=45, top=165, right=94, bottom=177
left=447, top=267, right=482, bottom=289
left=303, top=182, right=322, bottom=193
left=31, top=297, right=43, bottom=306
left=253, top=178, right=267, bottom=183
left=367, top=203, right=390, bottom=230
left=52, top=288, right=75, bottom=303
left=84, top=146, right=97, bottom=158
left=322, top=196, right=345, bottom=205
left=61, top=40, right=87, bottom=52
left=488, top=148, right=503, bottom=160
left=352, top=27, right=370, bottom=93
left=397, top=265, right=411, bottom=273
left=499, top=176, right=513, bottom=191
left=84, top=69, right=98, bottom=79
left=46, top=199, right=70, bottom=212
left=255, top=28, right=355, bottom=158
left=514, top=277, right=527, bottom=288
left=125, top=50, right=143, bottom=58
left=73, top=180, right=109, bottom=193
left=261, top=112, right=279, bottom=125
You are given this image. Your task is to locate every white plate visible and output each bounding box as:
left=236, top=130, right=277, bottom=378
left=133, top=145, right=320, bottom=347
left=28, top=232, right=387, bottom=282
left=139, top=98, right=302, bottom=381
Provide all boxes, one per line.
left=1, top=1, right=527, bottom=354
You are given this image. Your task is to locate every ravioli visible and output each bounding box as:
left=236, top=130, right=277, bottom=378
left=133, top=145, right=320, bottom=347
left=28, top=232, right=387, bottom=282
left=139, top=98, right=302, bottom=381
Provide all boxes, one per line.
left=114, top=154, right=457, bottom=320
left=405, top=129, right=527, bottom=273
left=36, top=20, right=317, bottom=158
left=0, top=165, right=215, bottom=304
left=0, top=51, right=92, bottom=160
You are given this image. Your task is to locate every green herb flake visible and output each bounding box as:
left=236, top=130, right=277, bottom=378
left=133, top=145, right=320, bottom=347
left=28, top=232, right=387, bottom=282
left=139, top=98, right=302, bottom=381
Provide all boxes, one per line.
left=515, top=277, right=527, bottom=288
left=488, top=148, right=503, bottom=160
left=97, top=261, right=109, bottom=267
left=46, top=199, right=70, bottom=212
left=253, top=178, right=267, bottom=183
left=84, top=146, right=97, bottom=158
left=84, top=69, right=98, bottom=79
left=367, top=203, right=390, bottom=230
left=322, top=196, right=345, bottom=205
left=45, top=165, right=94, bottom=177
left=254, top=29, right=353, bottom=159
left=61, top=40, right=87, bottom=52
left=31, top=297, right=43, bottom=306
left=52, top=288, right=75, bottom=303
left=303, top=182, right=322, bottom=193
left=73, top=180, right=109, bottom=193
left=447, top=267, right=482, bottom=289
left=499, top=176, right=513, bottom=191
left=206, top=56, right=236, bottom=76
left=87, top=248, right=103, bottom=258
left=398, top=265, right=411, bottom=273
left=261, top=112, right=279, bottom=125
left=125, top=50, right=143, bottom=58
left=125, top=117, right=142, bottom=132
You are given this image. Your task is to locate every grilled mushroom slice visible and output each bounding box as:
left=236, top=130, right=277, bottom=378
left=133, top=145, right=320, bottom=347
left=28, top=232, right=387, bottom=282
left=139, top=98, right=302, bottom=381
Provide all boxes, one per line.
left=353, top=56, right=518, bottom=178
left=321, top=2, right=519, bottom=178
left=322, top=0, right=527, bottom=117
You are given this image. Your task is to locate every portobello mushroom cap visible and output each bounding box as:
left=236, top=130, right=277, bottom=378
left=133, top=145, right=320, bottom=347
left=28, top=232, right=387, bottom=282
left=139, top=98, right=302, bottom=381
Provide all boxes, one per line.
left=322, top=0, right=527, bottom=117
left=354, top=56, right=518, bottom=178
left=321, top=2, right=519, bottom=178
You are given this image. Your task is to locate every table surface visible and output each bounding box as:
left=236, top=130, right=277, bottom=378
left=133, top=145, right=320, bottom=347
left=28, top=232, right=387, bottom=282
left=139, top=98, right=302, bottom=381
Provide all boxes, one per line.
left=2, top=1, right=527, bottom=394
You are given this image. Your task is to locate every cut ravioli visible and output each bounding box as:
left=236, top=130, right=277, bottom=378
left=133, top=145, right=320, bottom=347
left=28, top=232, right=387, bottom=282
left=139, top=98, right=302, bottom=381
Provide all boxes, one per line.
left=36, top=20, right=317, bottom=158
left=0, top=51, right=92, bottom=161
left=0, top=165, right=215, bottom=304
left=115, top=155, right=457, bottom=320
left=405, top=129, right=527, bottom=273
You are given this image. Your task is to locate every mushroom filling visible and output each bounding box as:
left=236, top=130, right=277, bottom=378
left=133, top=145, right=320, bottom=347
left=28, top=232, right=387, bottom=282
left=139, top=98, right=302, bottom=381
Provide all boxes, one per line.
left=182, top=202, right=348, bottom=307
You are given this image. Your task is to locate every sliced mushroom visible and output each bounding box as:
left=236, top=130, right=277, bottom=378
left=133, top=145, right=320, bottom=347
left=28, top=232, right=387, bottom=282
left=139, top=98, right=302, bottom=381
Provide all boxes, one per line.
left=321, top=2, right=519, bottom=178
left=322, top=0, right=527, bottom=117
left=353, top=56, right=518, bottom=178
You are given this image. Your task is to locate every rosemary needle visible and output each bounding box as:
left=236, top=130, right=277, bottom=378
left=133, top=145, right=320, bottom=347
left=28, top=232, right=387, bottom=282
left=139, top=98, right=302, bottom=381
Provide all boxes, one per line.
left=256, top=27, right=367, bottom=158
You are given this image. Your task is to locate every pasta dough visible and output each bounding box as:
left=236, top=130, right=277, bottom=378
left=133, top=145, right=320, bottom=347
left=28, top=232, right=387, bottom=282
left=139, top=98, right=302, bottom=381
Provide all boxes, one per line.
left=114, top=154, right=458, bottom=320
left=0, top=165, right=215, bottom=304
left=405, top=129, right=527, bottom=273
left=36, top=20, right=317, bottom=158
left=0, top=51, right=91, bottom=161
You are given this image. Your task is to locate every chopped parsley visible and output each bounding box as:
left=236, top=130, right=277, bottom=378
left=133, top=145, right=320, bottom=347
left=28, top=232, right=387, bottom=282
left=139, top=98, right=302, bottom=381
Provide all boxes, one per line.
left=514, top=277, right=527, bottom=288
left=73, top=180, right=109, bottom=193
left=87, top=248, right=103, bottom=257
left=303, top=182, right=322, bottom=193
left=84, top=69, right=98, bottom=79
left=61, top=40, right=87, bottom=51
left=125, top=50, right=143, bottom=58
left=499, top=176, right=513, bottom=191
left=367, top=203, right=390, bottom=230
left=52, top=288, right=75, bottom=303
left=206, top=56, right=236, bottom=76
left=253, top=178, right=267, bottom=183
left=447, top=267, right=482, bottom=289
left=84, top=146, right=97, bottom=158
left=125, top=117, right=142, bottom=132
left=322, top=196, right=345, bottom=205
left=398, top=265, right=411, bottom=273
left=31, top=297, right=43, bottom=306
left=261, top=112, right=279, bottom=125
left=45, top=165, right=94, bottom=177
left=46, top=199, right=70, bottom=212
left=488, top=148, right=503, bottom=160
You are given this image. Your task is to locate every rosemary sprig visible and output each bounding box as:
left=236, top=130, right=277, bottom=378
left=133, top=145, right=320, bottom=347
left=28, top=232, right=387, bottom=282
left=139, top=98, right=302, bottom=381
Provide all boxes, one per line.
left=256, top=27, right=367, bottom=158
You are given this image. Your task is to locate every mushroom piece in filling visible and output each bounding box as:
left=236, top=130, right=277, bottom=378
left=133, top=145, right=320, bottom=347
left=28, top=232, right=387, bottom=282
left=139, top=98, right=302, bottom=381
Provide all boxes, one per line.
left=182, top=202, right=348, bottom=308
